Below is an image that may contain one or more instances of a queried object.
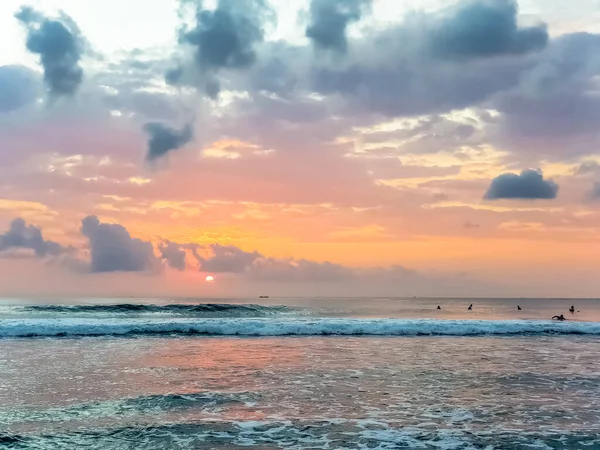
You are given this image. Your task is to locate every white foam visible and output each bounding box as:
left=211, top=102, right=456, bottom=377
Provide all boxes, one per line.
left=0, top=318, right=599, bottom=338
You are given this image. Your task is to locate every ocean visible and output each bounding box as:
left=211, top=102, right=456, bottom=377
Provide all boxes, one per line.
left=0, top=297, right=599, bottom=449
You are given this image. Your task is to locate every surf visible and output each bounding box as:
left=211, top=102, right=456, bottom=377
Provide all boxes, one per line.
left=17, top=303, right=292, bottom=317
left=1, top=318, right=599, bottom=339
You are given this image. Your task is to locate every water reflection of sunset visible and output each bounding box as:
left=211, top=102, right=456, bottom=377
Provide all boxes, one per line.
left=145, top=338, right=305, bottom=384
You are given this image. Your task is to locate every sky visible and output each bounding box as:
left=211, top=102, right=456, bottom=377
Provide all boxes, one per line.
left=1, top=0, right=600, bottom=298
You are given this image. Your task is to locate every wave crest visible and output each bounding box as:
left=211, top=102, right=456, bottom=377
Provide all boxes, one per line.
left=21, top=303, right=291, bottom=317
left=1, top=318, right=599, bottom=339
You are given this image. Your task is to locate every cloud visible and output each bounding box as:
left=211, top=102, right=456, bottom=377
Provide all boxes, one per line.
left=159, top=240, right=193, bottom=271
left=306, top=0, right=370, bottom=54
left=0, top=218, right=516, bottom=296
left=14, top=6, right=85, bottom=97
left=310, top=11, right=535, bottom=118
left=143, top=122, right=194, bottom=161
left=171, top=242, right=353, bottom=281
left=0, top=218, right=67, bottom=257
left=463, top=221, right=481, bottom=229
left=574, top=161, right=600, bottom=176
left=0, top=65, right=40, bottom=112
left=484, top=169, right=558, bottom=200
left=168, top=0, right=273, bottom=97
left=491, top=32, right=600, bottom=159
left=307, top=20, right=591, bottom=163
left=104, top=91, right=180, bottom=121
left=249, top=257, right=353, bottom=282
left=588, top=182, right=600, bottom=201
left=198, top=244, right=260, bottom=273
left=358, top=114, right=481, bottom=157
left=80, top=215, right=157, bottom=272
left=429, top=0, right=548, bottom=60
left=194, top=244, right=356, bottom=282
left=516, top=33, right=600, bottom=99
left=278, top=0, right=548, bottom=123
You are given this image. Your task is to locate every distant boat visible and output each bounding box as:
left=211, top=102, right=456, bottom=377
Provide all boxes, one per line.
left=259, top=295, right=269, bottom=299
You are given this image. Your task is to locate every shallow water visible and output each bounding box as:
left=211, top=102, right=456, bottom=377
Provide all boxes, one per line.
left=1, top=297, right=599, bottom=449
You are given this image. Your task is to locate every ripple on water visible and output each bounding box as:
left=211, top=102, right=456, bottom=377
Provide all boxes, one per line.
left=3, top=421, right=600, bottom=449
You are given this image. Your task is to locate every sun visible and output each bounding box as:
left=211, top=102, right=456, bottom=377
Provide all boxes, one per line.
left=205, top=275, right=215, bottom=283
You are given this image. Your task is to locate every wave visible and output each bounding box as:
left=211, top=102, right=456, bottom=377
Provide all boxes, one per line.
left=4, top=421, right=600, bottom=450
left=3, top=392, right=258, bottom=427
left=1, top=318, right=599, bottom=339
left=20, top=303, right=292, bottom=317
left=117, top=391, right=258, bottom=412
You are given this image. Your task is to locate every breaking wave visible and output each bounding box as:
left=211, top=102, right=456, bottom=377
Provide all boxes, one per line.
left=19, top=303, right=292, bottom=317
left=1, top=318, right=600, bottom=339
left=3, top=421, right=600, bottom=449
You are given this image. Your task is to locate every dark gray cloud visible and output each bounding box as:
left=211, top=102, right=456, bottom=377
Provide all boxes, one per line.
left=313, top=55, right=526, bottom=118
left=154, top=0, right=554, bottom=142
left=484, top=169, right=558, bottom=200
left=0, top=65, right=40, bottom=112
left=0, top=213, right=513, bottom=295
left=143, top=122, right=194, bottom=161
left=188, top=243, right=353, bottom=281
left=15, top=6, right=85, bottom=96
left=0, top=218, right=67, bottom=257
left=306, top=0, right=370, bottom=54
left=155, top=241, right=352, bottom=281
left=199, top=244, right=260, bottom=273
left=80, top=215, right=157, bottom=273
left=491, top=32, right=600, bottom=159
left=307, top=1, right=540, bottom=119
left=429, top=0, right=548, bottom=59
left=245, top=0, right=546, bottom=121
left=159, top=240, right=195, bottom=271
left=168, top=0, right=273, bottom=97
left=517, top=33, right=600, bottom=97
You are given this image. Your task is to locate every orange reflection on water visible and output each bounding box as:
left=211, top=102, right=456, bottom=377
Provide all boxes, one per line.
left=140, top=338, right=306, bottom=396
left=139, top=338, right=309, bottom=421
left=146, top=338, right=305, bottom=370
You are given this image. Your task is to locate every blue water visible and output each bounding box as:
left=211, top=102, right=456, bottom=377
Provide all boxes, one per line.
left=1, top=297, right=599, bottom=449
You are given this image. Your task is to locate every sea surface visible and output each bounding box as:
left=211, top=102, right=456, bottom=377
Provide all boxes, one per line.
left=1, top=297, right=599, bottom=449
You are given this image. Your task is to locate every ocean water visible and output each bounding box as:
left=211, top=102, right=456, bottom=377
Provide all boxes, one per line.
left=0, top=297, right=599, bottom=449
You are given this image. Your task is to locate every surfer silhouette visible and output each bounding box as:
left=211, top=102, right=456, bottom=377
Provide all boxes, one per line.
left=552, top=314, right=566, bottom=321
left=437, top=306, right=441, bottom=310
left=517, top=305, right=522, bottom=311
left=468, top=304, right=473, bottom=310
left=569, top=306, right=575, bottom=313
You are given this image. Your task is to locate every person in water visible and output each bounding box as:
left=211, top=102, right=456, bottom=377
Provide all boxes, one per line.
left=437, top=306, right=441, bottom=310
left=517, top=305, right=522, bottom=310
left=468, top=304, right=473, bottom=310
left=552, top=314, right=566, bottom=321
left=569, top=306, right=575, bottom=313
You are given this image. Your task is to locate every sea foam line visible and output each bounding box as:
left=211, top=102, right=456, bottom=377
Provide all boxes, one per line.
left=1, top=318, right=599, bottom=338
